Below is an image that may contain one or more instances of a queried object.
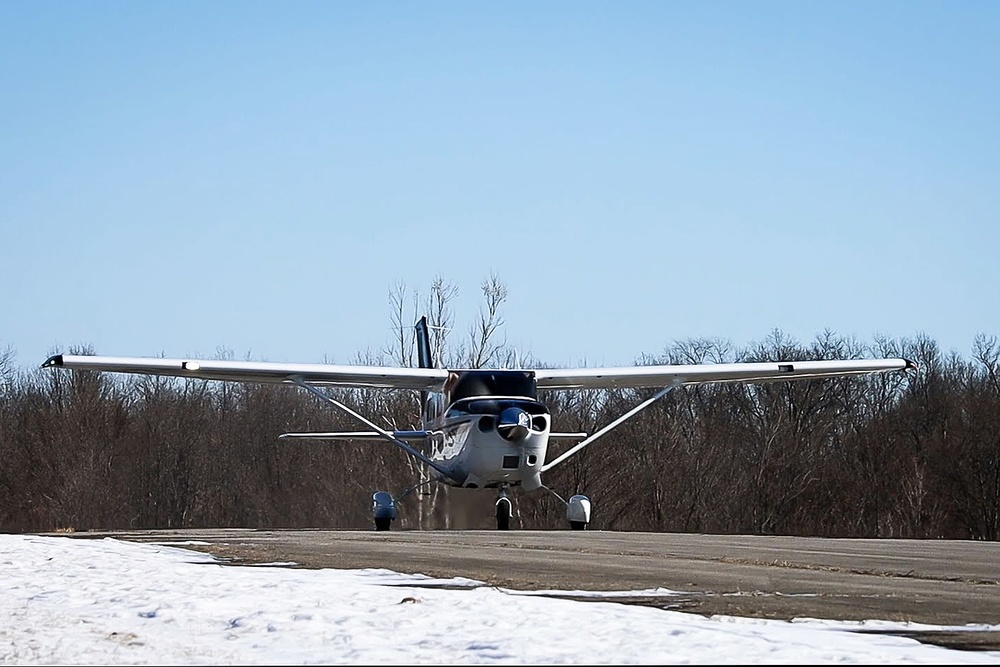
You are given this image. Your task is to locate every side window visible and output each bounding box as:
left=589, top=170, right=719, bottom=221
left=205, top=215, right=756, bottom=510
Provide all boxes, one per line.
left=424, top=393, right=445, bottom=422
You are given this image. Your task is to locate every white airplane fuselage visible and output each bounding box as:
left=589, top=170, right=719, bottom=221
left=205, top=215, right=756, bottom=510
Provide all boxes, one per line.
left=425, top=398, right=548, bottom=491
left=419, top=370, right=549, bottom=491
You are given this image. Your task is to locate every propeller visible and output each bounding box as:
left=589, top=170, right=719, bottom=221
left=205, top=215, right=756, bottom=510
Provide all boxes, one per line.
left=497, top=406, right=531, bottom=441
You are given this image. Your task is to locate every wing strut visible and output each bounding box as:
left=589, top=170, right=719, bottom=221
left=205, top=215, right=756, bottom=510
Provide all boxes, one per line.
left=288, top=375, right=460, bottom=483
left=541, top=383, right=679, bottom=473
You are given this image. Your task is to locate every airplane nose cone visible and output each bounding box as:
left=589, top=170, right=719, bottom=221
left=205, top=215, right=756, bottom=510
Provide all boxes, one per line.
left=497, top=407, right=531, bottom=441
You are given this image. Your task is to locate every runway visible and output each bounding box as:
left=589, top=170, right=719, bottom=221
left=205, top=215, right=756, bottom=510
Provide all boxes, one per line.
left=55, top=528, right=1000, bottom=652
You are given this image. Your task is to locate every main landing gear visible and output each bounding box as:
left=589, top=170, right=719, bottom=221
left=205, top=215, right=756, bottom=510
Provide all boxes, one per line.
left=372, top=491, right=397, bottom=531
left=370, top=486, right=592, bottom=531
left=540, top=486, right=592, bottom=530
left=566, top=494, right=591, bottom=530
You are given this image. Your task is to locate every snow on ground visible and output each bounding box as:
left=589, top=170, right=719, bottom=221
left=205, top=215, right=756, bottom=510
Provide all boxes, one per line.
left=3, top=534, right=999, bottom=665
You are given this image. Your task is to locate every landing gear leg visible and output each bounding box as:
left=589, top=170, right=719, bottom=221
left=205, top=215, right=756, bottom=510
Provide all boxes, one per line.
left=372, top=491, right=397, bottom=531
left=495, top=485, right=512, bottom=530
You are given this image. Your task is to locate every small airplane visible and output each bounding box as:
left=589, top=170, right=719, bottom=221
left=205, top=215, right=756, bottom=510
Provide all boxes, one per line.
left=42, top=317, right=916, bottom=531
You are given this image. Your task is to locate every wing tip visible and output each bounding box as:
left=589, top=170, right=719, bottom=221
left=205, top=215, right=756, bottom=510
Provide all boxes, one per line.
left=41, top=354, right=64, bottom=368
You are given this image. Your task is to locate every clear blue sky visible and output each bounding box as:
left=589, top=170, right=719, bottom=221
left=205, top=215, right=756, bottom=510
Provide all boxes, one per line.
left=2, top=1, right=997, bottom=369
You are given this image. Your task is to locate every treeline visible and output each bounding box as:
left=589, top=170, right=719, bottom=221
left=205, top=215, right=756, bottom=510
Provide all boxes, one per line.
left=1, top=330, right=998, bottom=539
left=1, top=279, right=997, bottom=538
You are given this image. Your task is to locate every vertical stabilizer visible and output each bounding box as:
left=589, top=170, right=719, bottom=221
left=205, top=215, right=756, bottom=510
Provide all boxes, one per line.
left=415, top=316, right=434, bottom=369
left=415, top=316, right=435, bottom=426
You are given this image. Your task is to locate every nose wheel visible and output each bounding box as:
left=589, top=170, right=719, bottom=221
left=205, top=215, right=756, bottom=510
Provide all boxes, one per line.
left=495, top=485, right=512, bottom=530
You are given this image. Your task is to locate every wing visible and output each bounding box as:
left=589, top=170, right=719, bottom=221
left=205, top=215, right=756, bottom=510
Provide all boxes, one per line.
left=534, top=358, right=915, bottom=390
left=279, top=430, right=432, bottom=441
left=42, top=354, right=451, bottom=391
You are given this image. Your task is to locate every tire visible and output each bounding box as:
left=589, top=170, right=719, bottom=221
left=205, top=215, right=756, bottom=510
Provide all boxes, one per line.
left=569, top=520, right=588, bottom=530
left=374, top=517, right=392, bottom=531
left=496, top=499, right=511, bottom=530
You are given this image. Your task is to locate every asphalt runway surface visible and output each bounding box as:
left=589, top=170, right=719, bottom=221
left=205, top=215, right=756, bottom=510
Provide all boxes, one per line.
left=55, top=529, right=1000, bottom=653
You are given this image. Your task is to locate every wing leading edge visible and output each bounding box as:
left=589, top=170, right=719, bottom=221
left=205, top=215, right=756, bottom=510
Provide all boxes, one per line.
left=42, top=354, right=450, bottom=392
left=534, top=358, right=915, bottom=390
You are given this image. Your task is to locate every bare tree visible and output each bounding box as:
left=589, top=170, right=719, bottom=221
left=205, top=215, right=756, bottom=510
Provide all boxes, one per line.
left=425, top=276, right=459, bottom=368
left=945, top=336, right=1000, bottom=539
left=973, top=334, right=1000, bottom=396
left=467, top=273, right=508, bottom=368
left=0, top=344, right=15, bottom=393
left=385, top=281, right=417, bottom=367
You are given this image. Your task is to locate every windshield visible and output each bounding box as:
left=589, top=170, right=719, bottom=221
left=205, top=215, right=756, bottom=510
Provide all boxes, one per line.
left=447, top=398, right=547, bottom=418
left=448, top=370, right=537, bottom=402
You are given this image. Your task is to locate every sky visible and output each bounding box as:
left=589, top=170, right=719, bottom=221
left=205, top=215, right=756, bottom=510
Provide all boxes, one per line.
left=4, top=534, right=1000, bottom=665
left=2, top=2, right=998, bottom=372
